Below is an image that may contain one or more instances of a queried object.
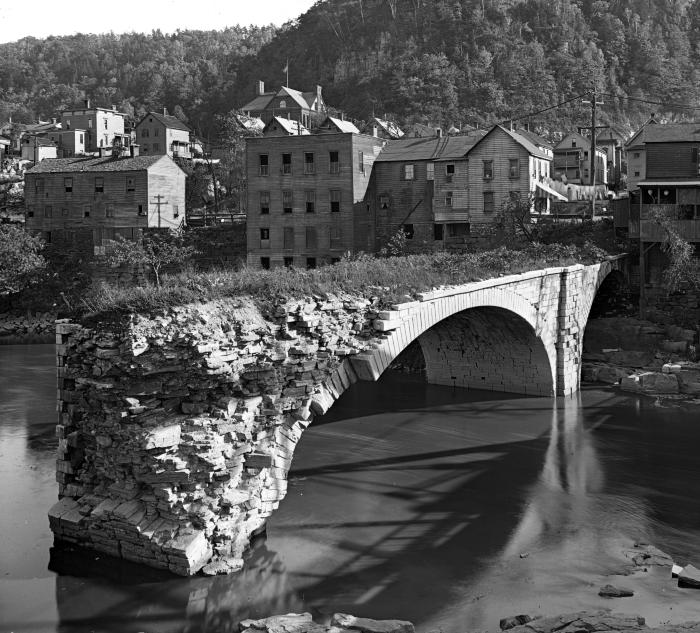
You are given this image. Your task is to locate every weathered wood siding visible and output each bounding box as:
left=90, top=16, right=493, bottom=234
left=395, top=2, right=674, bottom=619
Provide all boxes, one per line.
left=246, top=133, right=383, bottom=267
left=433, top=158, right=469, bottom=223
left=646, top=143, right=700, bottom=179
left=147, top=157, right=186, bottom=228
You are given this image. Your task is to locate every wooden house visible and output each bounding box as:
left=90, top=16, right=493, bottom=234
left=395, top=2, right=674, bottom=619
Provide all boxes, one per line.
left=61, top=100, right=128, bottom=153
left=241, top=81, right=327, bottom=128
left=135, top=110, right=192, bottom=158
left=262, top=117, right=310, bottom=137
left=246, top=131, right=384, bottom=269
left=21, top=136, right=57, bottom=163
left=553, top=131, right=607, bottom=186
left=24, top=151, right=186, bottom=251
left=466, top=125, right=554, bottom=225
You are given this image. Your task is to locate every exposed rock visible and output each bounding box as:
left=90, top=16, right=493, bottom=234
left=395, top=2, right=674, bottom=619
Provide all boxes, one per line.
left=678, top=564, right=700, bottom=588
left=506, top=611, right=646, bottom=633
left=626, top=543, right=674, bottom=567
left=599, top=584, right=634, bottom=597
left=331, top=613, right=415, bottom=633
left=619, top=372, right=679, bottom=395
left=500, top=615, right=533, bottom=630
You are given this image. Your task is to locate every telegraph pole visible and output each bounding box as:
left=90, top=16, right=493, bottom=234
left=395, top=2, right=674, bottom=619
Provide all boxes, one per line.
left=153, top=194, right=168, bottom=228
left=582, top=83, right=604, bottom=218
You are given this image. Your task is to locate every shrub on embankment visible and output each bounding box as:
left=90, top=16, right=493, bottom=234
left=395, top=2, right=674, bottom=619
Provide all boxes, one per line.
left=80, top=242, right=610, bottom=317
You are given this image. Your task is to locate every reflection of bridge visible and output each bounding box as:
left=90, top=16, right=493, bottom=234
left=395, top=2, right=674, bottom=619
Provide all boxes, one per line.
left=51, top=257, right=627, bottom=576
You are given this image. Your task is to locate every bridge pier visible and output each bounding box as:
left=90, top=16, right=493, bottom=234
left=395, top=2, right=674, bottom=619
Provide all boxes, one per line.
left=49, top=259, right=624, bottom=574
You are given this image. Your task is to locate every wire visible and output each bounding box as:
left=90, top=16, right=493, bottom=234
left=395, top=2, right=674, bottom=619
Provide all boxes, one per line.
left=499, top=93, right=589, bottom=126
left=600, top=92, right=700, bottom=111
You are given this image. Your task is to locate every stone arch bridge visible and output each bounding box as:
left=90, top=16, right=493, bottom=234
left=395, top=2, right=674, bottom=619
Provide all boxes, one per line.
left=49, top=257, right=625, bottom=576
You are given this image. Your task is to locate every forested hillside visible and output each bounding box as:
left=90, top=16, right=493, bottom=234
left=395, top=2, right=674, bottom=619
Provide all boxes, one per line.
left=2, top=0, right=700, bottom=137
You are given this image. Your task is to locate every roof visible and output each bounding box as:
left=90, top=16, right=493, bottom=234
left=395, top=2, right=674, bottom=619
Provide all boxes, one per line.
left=321, top=116, right=360, bottom=134
left=276, top=87, right=312, bottom=110
left=138, top=111, right=191, bottom=133
left=515, top=128, right=553, bottom=150
left=234, top=114, right=265, bottom=132
left=26, top=155, right=171, bottom=174
left=626, top=117, right=662, bottom=148
left=34, top=137, right=56, bottom=147
left=638, top=122, right=700, bottom=144
left=241, top=93, right=275, bottom=112
left=638, top=180, right=700, bottom=186
left=496, top=126, right=552, bottom=160
left=374, top=117, right=404, bottom=139
left=376, top=133, right=486, bottom=162
left=264, top=116, right=310, bottom=136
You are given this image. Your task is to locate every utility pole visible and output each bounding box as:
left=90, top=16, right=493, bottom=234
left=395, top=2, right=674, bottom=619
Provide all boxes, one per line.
left=582, top=84, right=604, bottom=218
left=153, top=194, right=168, bottom=228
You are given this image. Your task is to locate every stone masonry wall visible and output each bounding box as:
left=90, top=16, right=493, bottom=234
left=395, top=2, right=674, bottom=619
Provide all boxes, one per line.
left=49, top=260, right=622, bottom=576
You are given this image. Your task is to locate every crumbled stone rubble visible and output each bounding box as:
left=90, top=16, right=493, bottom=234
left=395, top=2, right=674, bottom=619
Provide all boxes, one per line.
left=50, top=296, right=387, bottom=575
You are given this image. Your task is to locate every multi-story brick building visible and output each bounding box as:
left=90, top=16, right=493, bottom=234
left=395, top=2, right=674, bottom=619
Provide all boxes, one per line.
left=24, top=150, right=186, bottom=250
left=135, top=111, right=192, bottom=158
left=246, top=131, right=384, bottom=268
left=61, top=100, right=128, bottom=153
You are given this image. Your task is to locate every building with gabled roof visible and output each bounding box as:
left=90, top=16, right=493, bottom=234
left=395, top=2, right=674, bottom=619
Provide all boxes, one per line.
left=135, top=110, right=192, bottom=158
left=553, top=131, right=607, bottom=186
left=21, top=135, right=57, bottom=163
left=61, top=99, right=128, bottom=153
left=373, top=117, right=404, bottom=139
left=263, top=116, right=311, bottom=137
left=241, top=81, right=327, bottom=128
left=24, top=151, right=186, bottom=250
left=318, top=116, right=360, bottom=135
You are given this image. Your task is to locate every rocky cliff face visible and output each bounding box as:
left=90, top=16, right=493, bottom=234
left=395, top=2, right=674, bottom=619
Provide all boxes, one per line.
left=50, top=295, right=379, bottom=575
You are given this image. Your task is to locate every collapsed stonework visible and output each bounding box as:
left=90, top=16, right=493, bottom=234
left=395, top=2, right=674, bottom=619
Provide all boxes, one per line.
left=48, top=260, right=624, bottom=575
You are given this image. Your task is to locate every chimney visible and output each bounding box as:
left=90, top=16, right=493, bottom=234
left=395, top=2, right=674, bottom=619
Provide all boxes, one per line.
left=130, top=144, right=140, bottom=157
left=341, top=112, right=345, bottom=121
left=316, top=85, right=322, bottom=108
left=373, top=126, right=378, bottom=137
left=257, top=80, right=265, bottom=96
left=51, top=118, right=57, bottom=124
left=163, top=107, right=168, bottom=116
left=84, top=98, right=91, bottom=109
left=112, top=104, right=117, bottom=111
left=436, top=128, right=442, bottom=138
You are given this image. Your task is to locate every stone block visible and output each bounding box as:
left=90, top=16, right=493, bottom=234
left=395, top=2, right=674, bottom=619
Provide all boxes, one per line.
left=331, top=613, right=415, bottom=633
left=144, top=424, right=181, bottom=449
left=245, top=452, right=273, bottom=469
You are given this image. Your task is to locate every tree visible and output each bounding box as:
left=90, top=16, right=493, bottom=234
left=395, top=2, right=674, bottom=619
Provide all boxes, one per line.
left=650, top=209, right=700, bottom=292
left=107, top=230, right=198, bottom=287
left=498, top=192, right=536, bottom=243
left=0, top=224, right=45, bottom=295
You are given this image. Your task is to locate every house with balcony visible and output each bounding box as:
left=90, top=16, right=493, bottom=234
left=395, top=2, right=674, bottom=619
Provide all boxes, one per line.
left=241, top=81, right=327, bottom=128
left=553, top=132, right=607, bottom=186
left=24, top=150, right=186, bottom=251
left=135, top=110, right=192, bottom=158
left=61, top=100, right=128, bottom=153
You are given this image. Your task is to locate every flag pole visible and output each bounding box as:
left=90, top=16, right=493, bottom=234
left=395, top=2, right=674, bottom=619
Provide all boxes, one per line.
left=286, top=58, right=289, bottom=87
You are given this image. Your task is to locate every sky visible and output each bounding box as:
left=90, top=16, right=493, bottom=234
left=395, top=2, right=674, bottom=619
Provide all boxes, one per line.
left=0, top=0, right=318, bottom=43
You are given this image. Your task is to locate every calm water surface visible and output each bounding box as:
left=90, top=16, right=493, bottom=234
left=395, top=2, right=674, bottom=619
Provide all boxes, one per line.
left=1, top=344, right=700, bottom=633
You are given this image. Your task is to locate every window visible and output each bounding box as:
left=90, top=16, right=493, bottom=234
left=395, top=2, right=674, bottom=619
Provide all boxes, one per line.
left=137, top=204, right=145, bottom=215
left=64, top=177, right=72, bottom=193
left=44, top=205, right=52, bottom=218
left=402, top=224, right=414, bottom=239
left=306, top=257, right=317, bottom=269
left=445, top=191, right=453, bottom=207
left=330, top=226, right=341, bottom=249
left=445, top=163, right=455, bottom=180
left=379, top=194, right=390, bottom=209
left=283, top=190, right=293, bottom=214
left=283, top=226, right=294, bottom=249
left=358, top=151, right=364, bottom=173
left=61, top=208, right=69, bottom=217
left=260, top=257, right=270, bottom=270
left=634, top=171, right=640, bottom=177
left=95, top=177, right=104, bottom=193
left=330, top=189, right=341, bottom=213
left=331, top=257, right=340, bottom=264
left=106, top=205, right=115, bottom=218
left=126, top=177, right=135, bottom=192
left=260, top=227, right=270, bottom=241
left=104, top=118, right=108, bottom=129
left=83, top=205, right=91, bottom=218
left=282, top=153, right=292, bottom=174
left=483, top=160, right=493, bottom=180
left=279, top=100, right=287, bottom=109
left=259, top=154, right=269, bottom=176
left=283, top=256, right=294, bottom=268
left=427, top=162, right=434, bottom=181
left=305, top=226, right=317, bottom=248
left=434, top=224, right=444, bottom=240
left=34, top=178, right=44, bottom=193
left=404, top=164, right=414, bottom=180
left=509, top=158, right=519, bottom=178
left=79, top=133, right=84, bottom=144
left=260, top=191, right=270, bottom=214
left=483, top=191, right=494, bottom=213
left=88, top=120, right=93, bottom=129
left=305, top=190, right=315, bottom=213
left=571, top=140, right=576, bottom=147
left=66, top=119, right=71, bottom=129
left=27, top=210, right=34, bottom=217
left=693, top=148, right=699, bottom=163
left=173, top=205, right=179, bottom=218
left=154, top=128, right=159, bottom=137
left=634, top=152, right=640, bottom=159
left=153, top=143, right=159, bottom=152
left=143, top=129, right=149, bottom=138
left=304, top=152, right=315, bottom=174
left=329, top=151, right=339, bottom=174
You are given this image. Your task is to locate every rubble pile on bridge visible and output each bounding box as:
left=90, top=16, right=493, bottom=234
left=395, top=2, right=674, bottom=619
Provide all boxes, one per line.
left=50, top=296, right=379, bottom=575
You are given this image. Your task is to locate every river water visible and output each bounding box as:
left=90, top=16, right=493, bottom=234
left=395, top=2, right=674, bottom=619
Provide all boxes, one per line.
left=2, top=344, right=700, bottom=633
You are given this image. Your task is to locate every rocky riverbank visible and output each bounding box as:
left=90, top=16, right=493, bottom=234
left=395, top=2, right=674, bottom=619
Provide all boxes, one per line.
left=0, top=311, right=56, bottom=344
left=581, top=317, right=700, bottom=404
